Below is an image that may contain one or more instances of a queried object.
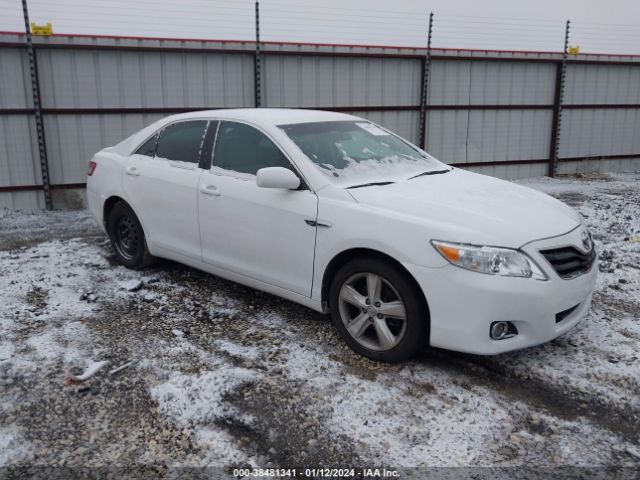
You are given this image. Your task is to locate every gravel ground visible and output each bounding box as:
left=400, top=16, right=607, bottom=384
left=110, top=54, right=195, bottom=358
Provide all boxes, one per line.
left=0, top=172, right=639, bottom=478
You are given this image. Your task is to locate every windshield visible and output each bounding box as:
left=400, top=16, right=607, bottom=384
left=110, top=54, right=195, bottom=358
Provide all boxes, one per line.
left=278, top=121, right=447, bottom=186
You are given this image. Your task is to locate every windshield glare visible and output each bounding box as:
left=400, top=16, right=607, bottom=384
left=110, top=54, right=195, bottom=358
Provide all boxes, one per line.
left=278, top=121, right=445, bottom=185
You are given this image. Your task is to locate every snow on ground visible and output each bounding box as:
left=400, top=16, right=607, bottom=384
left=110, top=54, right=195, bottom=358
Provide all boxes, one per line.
left=150, top=367, right=258, bottom=466
left=283, top=345, right=516, bottom=466
left=0, top=172, right=639, bottom=471
left=0, top=208, right=99, bottom=250
left=148, top=339, right=261, bottom=466
left=0, top=425, right=32, bottom=466
left=0, top=238, right=152, bottom=377
left=214, top=339, right=261, bottom=360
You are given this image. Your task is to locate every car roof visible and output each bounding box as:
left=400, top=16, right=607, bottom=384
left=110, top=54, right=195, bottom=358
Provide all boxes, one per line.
left=112, top=108, right=363, bottom=157
left=168, top=108, right=360, bottom=126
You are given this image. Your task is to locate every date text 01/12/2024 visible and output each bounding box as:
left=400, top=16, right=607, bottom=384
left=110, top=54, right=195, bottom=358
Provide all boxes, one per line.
left=232, top=468, right=400, bottom=478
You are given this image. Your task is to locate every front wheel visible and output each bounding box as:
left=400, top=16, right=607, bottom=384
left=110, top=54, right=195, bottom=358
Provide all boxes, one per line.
left=329, top=258, right=429, bottom=362
left=107, top=201, right=154, bottom=269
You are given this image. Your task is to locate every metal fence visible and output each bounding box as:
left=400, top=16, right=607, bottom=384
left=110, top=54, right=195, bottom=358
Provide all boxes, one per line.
left=1, top=5, right=639, bottom=209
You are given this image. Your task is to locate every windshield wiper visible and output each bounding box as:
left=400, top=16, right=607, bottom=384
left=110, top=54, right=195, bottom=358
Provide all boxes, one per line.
left=346, top=181, right=395, bottom=189
left=408, top=169, right=451, bottom=180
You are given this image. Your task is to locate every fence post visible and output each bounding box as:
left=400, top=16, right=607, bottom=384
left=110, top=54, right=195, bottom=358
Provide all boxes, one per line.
left=254, top=0, right=262, bottom=108
left=21, top=0, right=52, bottom=209
left=548, top=19, right=570, bottom=178
left=418, top=12, right=434, bottom=150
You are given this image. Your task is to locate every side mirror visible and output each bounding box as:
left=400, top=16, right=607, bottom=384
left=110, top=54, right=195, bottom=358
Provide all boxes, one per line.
left=256, top=167, right=301, bottom=190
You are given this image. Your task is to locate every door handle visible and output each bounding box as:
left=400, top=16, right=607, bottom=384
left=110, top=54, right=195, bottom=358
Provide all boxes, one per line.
left=305, top=219, right=332, bottom=228
left=125, top=166, right=140, bottom=176
left=199, top=184, right=221, bottom=196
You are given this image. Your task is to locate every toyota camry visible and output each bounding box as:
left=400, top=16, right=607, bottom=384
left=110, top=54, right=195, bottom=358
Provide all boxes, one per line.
left=87, top=109, right=597, bottom=362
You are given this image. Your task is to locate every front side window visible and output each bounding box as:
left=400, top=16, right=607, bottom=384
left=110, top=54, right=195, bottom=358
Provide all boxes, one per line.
left=212, top=121, right=292, bottom=176
left=279, top=121, right=445, bottom=185
left=155, top=120, right=209, bottom=164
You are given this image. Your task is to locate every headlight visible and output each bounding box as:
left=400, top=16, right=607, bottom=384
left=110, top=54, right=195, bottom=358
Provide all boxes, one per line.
left=431, top=240, right=547, bottom=280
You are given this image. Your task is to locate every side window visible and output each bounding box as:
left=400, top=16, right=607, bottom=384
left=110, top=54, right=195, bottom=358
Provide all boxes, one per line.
left=155, top=120, right=209, bottom=164
left=134, top=134, right=158, bottom=157
left=212, top=121, right=292, bottom=175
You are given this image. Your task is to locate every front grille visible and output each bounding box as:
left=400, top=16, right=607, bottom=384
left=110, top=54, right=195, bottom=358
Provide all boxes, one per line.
left=540, top=246, right=596, bottom=279
left=556, top=304, right=579, bottom=323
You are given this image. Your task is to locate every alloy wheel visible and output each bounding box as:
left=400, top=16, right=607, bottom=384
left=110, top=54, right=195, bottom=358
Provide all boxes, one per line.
left=338, top=272, right=407, bottom=351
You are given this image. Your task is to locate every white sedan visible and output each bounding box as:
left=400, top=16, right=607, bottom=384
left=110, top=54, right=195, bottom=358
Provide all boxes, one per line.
left=87, top=109, right=597, bottom=362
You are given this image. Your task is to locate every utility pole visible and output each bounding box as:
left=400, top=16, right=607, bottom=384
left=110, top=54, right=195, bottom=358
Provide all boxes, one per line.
left=548, top=20, right=570, bottom=177
left=254, top=0, right=262, bottom=108
left=21, top=0, right=52, bottom=209
left=418, top=12, right=434, bottom=150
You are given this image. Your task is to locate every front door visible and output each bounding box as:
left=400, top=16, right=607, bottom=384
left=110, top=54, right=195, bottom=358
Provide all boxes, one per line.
left=198, top=121, right=318, bottom=296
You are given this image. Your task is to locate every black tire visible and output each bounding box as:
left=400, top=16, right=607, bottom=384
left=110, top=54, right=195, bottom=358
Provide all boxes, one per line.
left=107, top=201, right=154, bottom=269
left=329, top=257, right=429, bottom=363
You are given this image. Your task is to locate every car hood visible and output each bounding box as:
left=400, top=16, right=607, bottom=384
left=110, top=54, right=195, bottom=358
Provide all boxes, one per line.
left=346, top=168, right=581, bottom=248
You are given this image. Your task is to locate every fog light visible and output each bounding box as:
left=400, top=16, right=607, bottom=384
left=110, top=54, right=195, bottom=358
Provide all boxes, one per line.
left=490, top=321, right=518, bottom=340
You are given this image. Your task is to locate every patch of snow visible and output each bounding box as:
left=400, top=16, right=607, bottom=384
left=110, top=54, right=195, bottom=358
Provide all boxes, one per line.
left=119, top=279, right=143, bottom=292
left=0, top=340, right=15, bottom=361
left=0, top=239, right=144, bottom=378
left=207, top=292, right=242, bottom=318
left=319, top=154, right=442, bottom=186
left=0, top=208, right=100, bottom=250
left=24, top=322, right=89, bottom=363
left=0, top=241, right=103, bottom=322
left=502, top=411, right=627, bottom=466
left=139, top=290, right=162, bottom=302
left=149, top=356, right=259, bottom=465
left=627, top=445, right=640, bottom=460
left=284, top=346, right=512, bottom=466
left=151, top=366, right=257, bottom=426
left=146, top=339, right=262, bottom=465
left=214, top=339, right=260, bottom=360
left=0, top=426, right=31, bottom=466
left=194, top=428, right=256, bottom=466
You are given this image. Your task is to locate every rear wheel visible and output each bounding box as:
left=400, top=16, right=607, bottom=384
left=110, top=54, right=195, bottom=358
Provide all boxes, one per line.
left=107, top=201, right=154, bottom=269
left=329, top=257, right=428, bottom=362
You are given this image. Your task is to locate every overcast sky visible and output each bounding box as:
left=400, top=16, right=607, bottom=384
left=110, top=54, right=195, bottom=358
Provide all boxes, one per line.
left=1, top=0, right=638, bottom=54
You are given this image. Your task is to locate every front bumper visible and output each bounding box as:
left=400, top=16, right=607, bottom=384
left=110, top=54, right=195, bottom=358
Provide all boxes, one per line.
left=404, top=228, right=598, bottom=355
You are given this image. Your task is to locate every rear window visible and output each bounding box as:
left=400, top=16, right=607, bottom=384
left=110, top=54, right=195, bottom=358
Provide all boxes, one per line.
left=155, top=120, right=209, bottom=164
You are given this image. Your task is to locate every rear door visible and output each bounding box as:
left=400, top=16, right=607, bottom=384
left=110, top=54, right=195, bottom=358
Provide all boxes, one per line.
left=123, top=119, right=215, bottom=259
left=198, top=120, right=318, bottom=296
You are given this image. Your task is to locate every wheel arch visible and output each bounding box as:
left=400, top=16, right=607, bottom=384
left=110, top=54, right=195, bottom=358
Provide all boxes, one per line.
left=103, top=195, right=126, bottom=230
left=321, top=248, right=430, bottom=321
left=103, top=196, right=149, bottom=242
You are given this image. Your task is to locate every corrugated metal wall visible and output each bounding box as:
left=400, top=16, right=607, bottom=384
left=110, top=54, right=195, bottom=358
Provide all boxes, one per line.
left=37, top=49, right=254, bottom=187
left=261, top=55, right=422, bottom=143
left=38, top=50, right=255, bottom=109
left=0, top=46, right=44, bottom=208
left=426, top=60, right=556, bottom=178
left=1, top=35, right=639, bottom=209
left=560, top=64, right=640, bottom=160
left=262, top=56, right=422, bottom=108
